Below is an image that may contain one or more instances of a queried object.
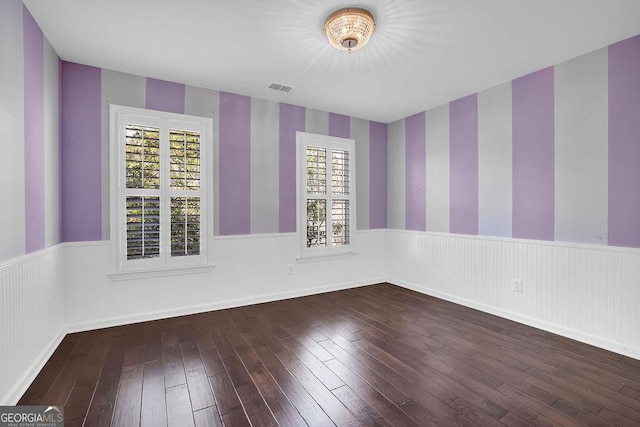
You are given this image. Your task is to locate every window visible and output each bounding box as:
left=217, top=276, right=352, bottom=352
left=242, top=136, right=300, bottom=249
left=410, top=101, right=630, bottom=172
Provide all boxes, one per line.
left=109, top=105, right=213, bottom=277
left=296, top=132, right=356, bottom=259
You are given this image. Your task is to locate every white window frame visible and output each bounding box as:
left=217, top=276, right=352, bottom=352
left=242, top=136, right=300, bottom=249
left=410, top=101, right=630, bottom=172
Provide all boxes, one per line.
left=109, top=104, right=214, bottom=279
left=296, top=131, right=356, bottom=261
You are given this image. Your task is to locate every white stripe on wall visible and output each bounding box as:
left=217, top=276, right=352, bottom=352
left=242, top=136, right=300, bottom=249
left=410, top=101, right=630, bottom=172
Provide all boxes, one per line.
left=554, top=48, right=608, bottom=245
left=43, top=38, right=59, bottom=247
left=425, top=104, right=450, bottom=233
left=185, top=85, right=219, bottom=235
left=100, top=69, right=146, bottom=239
left=305, top=108, right=329, bottom=135
left=250, top=98, right=280, bottom=234
left=0, top=0, right=26, bottom=260
left=185, top=85, right=218, bottom=119
left=351, top=117, right=370, bottom=229
left=478, top=82, right=512, bottom=237
left=387, top=120, right=405, bottom=229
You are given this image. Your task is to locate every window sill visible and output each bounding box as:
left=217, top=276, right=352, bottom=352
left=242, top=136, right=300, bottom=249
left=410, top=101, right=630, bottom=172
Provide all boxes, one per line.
left=296, top=251, right=357, bottom=264
left=109, top=264, right=215, bottom=281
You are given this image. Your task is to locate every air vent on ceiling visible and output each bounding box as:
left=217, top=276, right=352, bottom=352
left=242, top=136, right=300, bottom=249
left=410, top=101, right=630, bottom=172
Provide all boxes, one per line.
left=268, top=82, right=294, bottom=93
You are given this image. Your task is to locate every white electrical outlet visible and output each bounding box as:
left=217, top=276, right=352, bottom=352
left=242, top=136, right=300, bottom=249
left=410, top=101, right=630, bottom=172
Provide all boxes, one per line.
left=513, top=279, right=523, bottom=293
left=288, top=264, right=293, bottom=275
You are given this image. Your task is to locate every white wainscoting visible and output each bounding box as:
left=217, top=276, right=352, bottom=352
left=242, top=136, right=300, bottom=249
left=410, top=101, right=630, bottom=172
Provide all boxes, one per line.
left=386, top=229, right=640, bottom=360
left=0, top=245, right=65, bottom=405
left=63, top=230, right=387, bottom=333
left=4, top=229, right=639, bottom=404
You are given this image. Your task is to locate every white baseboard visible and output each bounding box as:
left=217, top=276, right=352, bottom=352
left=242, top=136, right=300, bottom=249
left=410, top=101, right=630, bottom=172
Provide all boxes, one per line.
left=66, top=277, right=383, bottom=334
left=388, top=277, right=640, bottom=361
left=1, top=329, right=66, bottom=405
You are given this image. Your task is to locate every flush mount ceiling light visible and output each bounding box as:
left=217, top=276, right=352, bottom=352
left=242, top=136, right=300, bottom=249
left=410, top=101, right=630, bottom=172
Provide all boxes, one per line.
left=324, top=8, right=376, bottom=53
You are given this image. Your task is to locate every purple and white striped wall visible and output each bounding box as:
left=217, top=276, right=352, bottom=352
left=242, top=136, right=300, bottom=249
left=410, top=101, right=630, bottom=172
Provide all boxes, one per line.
left=3, top=0, right=640, bottom=262
left=388, top=35, right=640, bottom=249
left=0, top=0, right=60, bottom=261
left=59, top=67, right=389, bottom=240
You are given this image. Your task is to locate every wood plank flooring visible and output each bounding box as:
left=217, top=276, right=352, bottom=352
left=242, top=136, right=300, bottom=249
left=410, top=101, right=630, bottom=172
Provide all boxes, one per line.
left=19, top=283, right=640, bottom=426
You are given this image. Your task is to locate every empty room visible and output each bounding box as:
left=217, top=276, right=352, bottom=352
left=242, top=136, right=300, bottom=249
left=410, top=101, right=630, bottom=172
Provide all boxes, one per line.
left=1, top=0, right=640, bottom=425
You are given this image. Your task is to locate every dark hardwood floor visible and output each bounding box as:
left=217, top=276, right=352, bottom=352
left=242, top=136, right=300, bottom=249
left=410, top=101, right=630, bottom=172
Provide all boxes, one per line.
left=19, top=283, right=640, bottom=426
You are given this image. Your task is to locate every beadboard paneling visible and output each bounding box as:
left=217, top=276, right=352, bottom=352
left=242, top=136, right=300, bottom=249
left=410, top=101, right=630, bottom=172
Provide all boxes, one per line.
left=0, top=246, right=65, bottom=404
left=387, top=229, right=640, bottom=359
left=63, top=231, right=386, bottom=332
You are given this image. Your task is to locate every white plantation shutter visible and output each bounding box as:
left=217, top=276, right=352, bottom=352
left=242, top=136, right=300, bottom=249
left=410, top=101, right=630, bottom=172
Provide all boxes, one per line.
left=171, top=197, right=200, bottom=256
left=306, top=147, right=327, bottom=194
left=330, top=149, right=350, bottom=246
left=125, top=124, right=161, bottom=260
left=169, top=129, right=201, bottom=257
left=331, top=199, right=350, bottom=245
left=126, top=125, right=160, bottom=189
left=126, top=196, right=160, bottom=259
left=169, top=129, right=200, bottom=190
left=331, top=149, right=349, bottom=195
left=110, top=105, right=212, bottom=274
left=297, top=132, right=356, bottom=258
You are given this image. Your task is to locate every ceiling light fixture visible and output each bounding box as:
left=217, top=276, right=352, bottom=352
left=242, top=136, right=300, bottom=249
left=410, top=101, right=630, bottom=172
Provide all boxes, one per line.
left=324, top=8, right=376, bottom=53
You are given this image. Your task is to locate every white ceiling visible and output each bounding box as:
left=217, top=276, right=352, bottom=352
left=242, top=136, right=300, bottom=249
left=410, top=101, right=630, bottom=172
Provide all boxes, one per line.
left=24, top=0, right=640, bottom=123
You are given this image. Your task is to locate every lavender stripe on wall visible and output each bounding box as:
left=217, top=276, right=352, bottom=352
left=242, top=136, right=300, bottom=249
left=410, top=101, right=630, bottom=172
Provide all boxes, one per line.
left=219, top=92, right=251, bottom=235
left=145, top=78, right=185, bottom=114
left=61, top=62, right=102, bottom=242
left=512, top=67, right=555, bottom=241
left=405, top=112, right=426, bottom=231
left=449, top=94, right=479, bottom=235
left=369, top=121, right=387, bottom=229
left=279, top=103, right=305, bottom=233
left=328, top=113, right=350, bottom=138
left=23, top=6, right=45, bottom=253
left=608, top=35, right=640, bottom=248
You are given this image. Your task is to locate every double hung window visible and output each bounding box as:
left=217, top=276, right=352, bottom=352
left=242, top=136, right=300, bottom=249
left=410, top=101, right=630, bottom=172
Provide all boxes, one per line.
left=109, top=105, right=212, bottom=276
left=297, top=132, right=356, bottom=259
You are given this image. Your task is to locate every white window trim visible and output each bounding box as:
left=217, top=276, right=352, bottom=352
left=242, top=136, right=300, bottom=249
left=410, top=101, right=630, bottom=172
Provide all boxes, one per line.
left=296, top=131, right=357, bottom=261
left=109, top=104, right=214, bottom=279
